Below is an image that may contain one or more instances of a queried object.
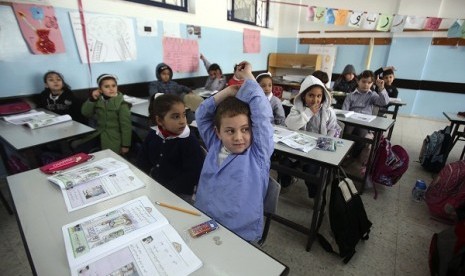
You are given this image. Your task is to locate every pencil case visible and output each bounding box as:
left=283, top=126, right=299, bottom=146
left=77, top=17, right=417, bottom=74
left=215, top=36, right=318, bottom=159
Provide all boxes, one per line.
left=40, top=153, right=93, bottom=174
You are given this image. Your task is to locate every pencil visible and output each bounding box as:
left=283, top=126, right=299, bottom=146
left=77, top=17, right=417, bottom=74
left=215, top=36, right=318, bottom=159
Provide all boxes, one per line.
left=155, top=201, right=201, bottom=216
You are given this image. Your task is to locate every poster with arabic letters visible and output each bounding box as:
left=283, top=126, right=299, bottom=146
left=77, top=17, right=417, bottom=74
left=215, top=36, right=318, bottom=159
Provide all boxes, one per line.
left=404, top=16, right=426, bottom=29
left=313, top=7, right=326, bottom=23
left=243, top=28, right=260, bottom=53
left=376, top=14, right=393, bottom=32
left=424, top=17, right=442, bottom=31
left=334, top=9, right=349, bottom=26
left=362, top=12, right=378, bottom=30
left=163, top=37, right=199, bottom=72
left=348, top=11, right=364, bottom=28
left=12, top=3, right=65, bottom=55
left=391, top=15, right=406, bottom=33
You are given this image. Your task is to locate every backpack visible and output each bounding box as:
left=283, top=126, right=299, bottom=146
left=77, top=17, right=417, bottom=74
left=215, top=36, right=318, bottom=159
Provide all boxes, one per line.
left=425, top=160, right=465, bottom=223
left=371, top=136, right=409, bottom=198
left=317, top=171, right=372, bottom=263
left=0, top=99, right=31, bottom=115
left=429, top=205, right=465, bottom=276
left=419, top=126, right=452, bottom=173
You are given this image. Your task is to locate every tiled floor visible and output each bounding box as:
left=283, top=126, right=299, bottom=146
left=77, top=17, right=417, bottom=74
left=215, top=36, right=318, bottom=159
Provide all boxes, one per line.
left=0, top=115, right=463, bottom=276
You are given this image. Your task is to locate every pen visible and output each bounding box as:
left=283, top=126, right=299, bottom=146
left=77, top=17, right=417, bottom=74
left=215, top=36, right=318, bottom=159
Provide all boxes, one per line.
left=155, top=201, right=201, bottom=216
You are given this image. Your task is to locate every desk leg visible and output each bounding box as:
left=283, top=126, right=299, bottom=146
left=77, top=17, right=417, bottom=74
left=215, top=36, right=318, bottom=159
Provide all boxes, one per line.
left=386, top=106, right=399, bottom=140
left=361, top=131, right=382, bottom=194
left=306, top=167, right=330, bottom=251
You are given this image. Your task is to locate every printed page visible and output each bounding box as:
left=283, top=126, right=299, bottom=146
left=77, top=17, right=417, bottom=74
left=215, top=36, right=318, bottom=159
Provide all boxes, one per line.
left=48, top=158, right=128, bottom=189
left=3, top=110, right=48, bottom=125
left=71, top=224, right=202, bottom=276
left=279, top=132, right=317, bottom=153
left=273, top=126, right=296, bottom=143
left=389, top=97, right=402, bottom=103
left=26, top=114, right=72, bottom=129
left=350, top=113, right=376, bottom=122
left=62, top=168, right=146, bottom=212
left=62, top=196, right=169, bottom=270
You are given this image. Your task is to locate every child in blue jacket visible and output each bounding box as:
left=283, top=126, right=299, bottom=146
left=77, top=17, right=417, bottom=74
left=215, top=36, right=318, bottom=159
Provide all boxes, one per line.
left=194, top=61, right=274, bottom=242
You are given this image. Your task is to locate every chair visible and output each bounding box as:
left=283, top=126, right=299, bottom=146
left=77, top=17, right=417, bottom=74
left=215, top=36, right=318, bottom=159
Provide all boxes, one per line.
left=258, top=176, right=281, bottom=246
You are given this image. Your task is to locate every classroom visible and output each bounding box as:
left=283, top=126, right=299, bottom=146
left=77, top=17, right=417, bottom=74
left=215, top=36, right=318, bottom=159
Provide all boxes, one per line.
left=0, top=0, right=465, bottom=275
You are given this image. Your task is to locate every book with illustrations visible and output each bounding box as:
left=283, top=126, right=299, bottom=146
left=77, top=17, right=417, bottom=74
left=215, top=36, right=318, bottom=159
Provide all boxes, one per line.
left=3, top=109, right=72, bottom=128
left=48, top=157, right=145, bottom=212
left=334, top=109, right=354, bottom=118
left=62, top=196, right=203, bottom=276
left=273, top=126, right=316, bottom=153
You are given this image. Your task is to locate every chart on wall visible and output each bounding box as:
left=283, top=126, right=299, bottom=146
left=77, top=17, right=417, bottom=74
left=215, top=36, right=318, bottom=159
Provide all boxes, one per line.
left=69, top=11, right=137, bottom=63
left=163, top=37, right=199, bottom=73
left=0, top=6, right=29, bottom=60
left=12, top=3, right=65, bottom=55
left=308, top=45, right=337, bottom=86
left=243, top=28, right=260, bottom=53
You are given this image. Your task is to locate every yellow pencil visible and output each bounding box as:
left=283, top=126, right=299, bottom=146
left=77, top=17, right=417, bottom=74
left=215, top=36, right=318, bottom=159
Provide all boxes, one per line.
left=155, top=201, right=201, bottom=216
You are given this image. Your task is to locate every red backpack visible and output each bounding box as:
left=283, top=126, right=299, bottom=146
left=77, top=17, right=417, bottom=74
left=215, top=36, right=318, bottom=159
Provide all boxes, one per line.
left=425, top=160, right=465, bottom=223
left=371, top=137, right=409, bottom=199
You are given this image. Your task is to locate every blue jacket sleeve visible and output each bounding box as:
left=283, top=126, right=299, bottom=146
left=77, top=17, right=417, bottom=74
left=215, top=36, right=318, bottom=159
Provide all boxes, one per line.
left=195, top=97, right=218, bottom=150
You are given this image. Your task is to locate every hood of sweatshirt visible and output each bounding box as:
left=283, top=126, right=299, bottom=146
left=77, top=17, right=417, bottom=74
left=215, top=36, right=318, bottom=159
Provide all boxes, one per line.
left=155, top=63, right=173, bottom=81
left=293, top=75, right=332, bottom=110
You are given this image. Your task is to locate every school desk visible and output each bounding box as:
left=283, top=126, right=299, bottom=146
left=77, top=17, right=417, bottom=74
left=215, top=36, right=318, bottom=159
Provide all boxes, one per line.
left=7, top=149, right=289, bottom=276
left=270, top=127, right=353, bottom=251
left=443, top=112, right=465, bottom=161
left=384, top=99, right=407, bottom=140
left=0, top=109, right=95, bottom=171
left=336, top=115, right=395, bottom=192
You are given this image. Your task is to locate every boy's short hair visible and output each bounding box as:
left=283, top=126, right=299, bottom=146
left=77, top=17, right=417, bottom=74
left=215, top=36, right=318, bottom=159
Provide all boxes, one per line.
left=383, top=69, right=394, bottom=77
left=311, top=70, right=329, bottom=84
left=214, top=97, right=250, bottom=130
left=148, top=94, right=184, bottom=125
left=358, top=70, right=375, bottom=82
left=208, top=63, right=222, bottom=75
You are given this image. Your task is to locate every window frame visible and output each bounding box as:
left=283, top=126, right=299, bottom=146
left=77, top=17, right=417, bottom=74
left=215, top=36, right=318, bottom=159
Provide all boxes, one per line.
left=125, top=0, right=188, bottom=12
left=228, top=0, right=269, bottom=28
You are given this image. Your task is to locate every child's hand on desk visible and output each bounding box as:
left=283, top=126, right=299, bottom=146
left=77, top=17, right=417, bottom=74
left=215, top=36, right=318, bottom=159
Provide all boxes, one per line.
left=91, top=89, right=101, bottom=100
left=375, top=76, right=384, bottom=92
left=120, top=147, right=129, bottom=155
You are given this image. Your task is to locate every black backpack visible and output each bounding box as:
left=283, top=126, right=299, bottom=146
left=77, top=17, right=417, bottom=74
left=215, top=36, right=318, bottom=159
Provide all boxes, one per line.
left=317, top=170, right=372, bottom=263
left=419, top=126, right=452, bottom=173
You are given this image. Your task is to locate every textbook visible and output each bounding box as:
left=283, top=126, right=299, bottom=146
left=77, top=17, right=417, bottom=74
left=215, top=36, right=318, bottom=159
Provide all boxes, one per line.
left=47, top=157, right=145, bottom=212
left=334, top=109, right=354, bottom=118
left=350, top=112, right=376, bottom=123
left=62, top=196, right=203, bottom=276
left=3, top=109, right=72, bottom=128
left=273, top=126, right=316, bottom=153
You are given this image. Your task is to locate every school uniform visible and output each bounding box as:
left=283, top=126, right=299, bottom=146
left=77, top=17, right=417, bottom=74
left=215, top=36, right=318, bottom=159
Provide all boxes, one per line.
left=194, top=79, right=274, bottom=241
left=201, top=57, right=226, bottom=91
left=137, top=126, right=204, bottom=196
left=269, top=93, right=286, bottom=125
left=342, top=88, right=389, bottom=114
left=37, top=89, right=85, bottom=123
left=148, top=63, right=191, bottom=98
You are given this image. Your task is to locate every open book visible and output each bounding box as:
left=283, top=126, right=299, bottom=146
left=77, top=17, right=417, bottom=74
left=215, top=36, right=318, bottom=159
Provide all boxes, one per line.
left=48, top=158, right=145, bottom=212
left=389, top=97, right=402, bottom=103
left=349, top=112, right=376, bottom=122
left=3, top=109, right=72, bottom=128
left=273, top=126, right=316, bottom=153
left=62, top=196, right=202, bottom=276
left=334, top=109, right=354, bottom=118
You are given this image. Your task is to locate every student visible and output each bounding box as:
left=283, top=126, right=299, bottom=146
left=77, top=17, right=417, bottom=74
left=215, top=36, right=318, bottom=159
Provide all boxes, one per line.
left=79, top=74, right=132, bottom=155
left=148, top=63, right=191, bottom=98
left=194, top=61, right=274, bottom=242
left=256, top=72, right=285, bottom=125
left=281, top=76, right=341, bottom=196
left=332, top=64, right=358, bottom=93
left=37, top=71, right=85, bottom=124
left=342, top=70, right=389, bottom=162
left=227, top=64, right=244, bottom=87
left=199, top=54, right=226, bottom=91
left=374, top=66, right=399, bottom=116
left=137, top=93, right=204, bottom=202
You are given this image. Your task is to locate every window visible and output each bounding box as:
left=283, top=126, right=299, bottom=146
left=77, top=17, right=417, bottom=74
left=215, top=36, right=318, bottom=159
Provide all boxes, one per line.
left=125, top=0, right=188, bottom=12
left=228, top=0, right=269, bottom=28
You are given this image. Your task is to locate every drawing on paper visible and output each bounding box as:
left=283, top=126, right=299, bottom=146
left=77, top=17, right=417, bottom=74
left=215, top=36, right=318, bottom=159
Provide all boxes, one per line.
left=69, top=11, right=137, bottom=63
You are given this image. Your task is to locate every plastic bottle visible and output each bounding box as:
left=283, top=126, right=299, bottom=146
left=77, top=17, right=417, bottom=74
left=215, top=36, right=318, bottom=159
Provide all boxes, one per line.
left=412, top=179, right=427, bottom=202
